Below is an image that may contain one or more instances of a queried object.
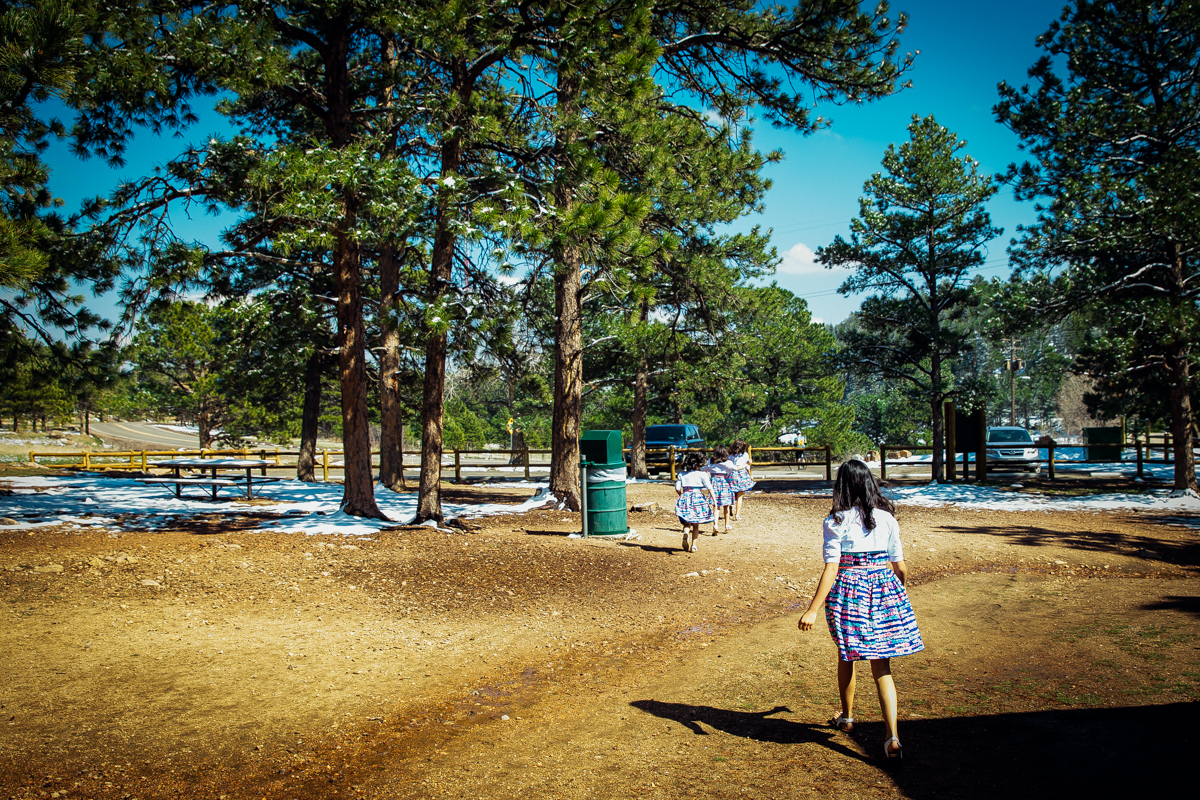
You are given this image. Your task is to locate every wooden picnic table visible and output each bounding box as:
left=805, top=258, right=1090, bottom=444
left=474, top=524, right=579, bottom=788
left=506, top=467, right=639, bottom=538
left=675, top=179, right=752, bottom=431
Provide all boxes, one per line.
left=143, top=458, right=281, bottom=500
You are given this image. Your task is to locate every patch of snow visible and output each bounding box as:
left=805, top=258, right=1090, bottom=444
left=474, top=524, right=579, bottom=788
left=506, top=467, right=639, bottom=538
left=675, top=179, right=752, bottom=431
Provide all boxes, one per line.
left=0, top=474, right=558, bottom=537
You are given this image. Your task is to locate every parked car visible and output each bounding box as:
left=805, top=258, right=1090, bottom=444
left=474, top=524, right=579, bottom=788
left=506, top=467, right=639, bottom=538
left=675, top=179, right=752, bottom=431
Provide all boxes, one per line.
left=985, top=426, right=1040, bottom=471
left=636, top=424, right=706, bottom=473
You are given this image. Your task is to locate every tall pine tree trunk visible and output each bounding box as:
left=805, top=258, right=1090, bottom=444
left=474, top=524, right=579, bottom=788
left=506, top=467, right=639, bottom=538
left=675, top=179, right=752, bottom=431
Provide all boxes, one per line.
left=630, top=299, right=649, bottom=480
left=1167, top=249, right=1198, bottom=493
left=549, top=69, right=582, bottom=511
left=297, top=351, right=323, bottom=482
left=415, top=68, right=467, bottom=523
left=1167, top=342, right=1195, bottom=492
left=334, top=227, right=386, bottom=519
left=930, top=394, right=945, bottom=483
left=378, top=244, right=405, bottom=492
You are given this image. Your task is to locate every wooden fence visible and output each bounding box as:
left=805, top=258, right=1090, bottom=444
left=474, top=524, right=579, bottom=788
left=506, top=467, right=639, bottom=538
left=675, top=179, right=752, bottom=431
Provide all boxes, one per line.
left=880, top=437, right=1193, bottom=482
left=28, top=444, right=834, bottom=482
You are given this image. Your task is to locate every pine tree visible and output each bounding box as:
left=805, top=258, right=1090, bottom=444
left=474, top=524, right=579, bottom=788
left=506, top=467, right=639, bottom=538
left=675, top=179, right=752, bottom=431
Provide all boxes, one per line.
left=819, top=115, right=1000, bottom=482
left=995, top=0, right=1200, bottom=492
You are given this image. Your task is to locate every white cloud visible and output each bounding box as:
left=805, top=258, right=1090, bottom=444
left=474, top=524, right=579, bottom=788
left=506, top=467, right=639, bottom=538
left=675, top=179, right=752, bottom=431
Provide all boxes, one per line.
left=777, top=242, right=825, bottom=275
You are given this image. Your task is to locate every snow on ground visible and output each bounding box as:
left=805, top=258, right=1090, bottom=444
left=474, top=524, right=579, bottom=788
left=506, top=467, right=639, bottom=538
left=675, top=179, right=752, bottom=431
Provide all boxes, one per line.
left=787, top=479, right=1200, bottom=524
left=0, top=475, right=558, bottom=537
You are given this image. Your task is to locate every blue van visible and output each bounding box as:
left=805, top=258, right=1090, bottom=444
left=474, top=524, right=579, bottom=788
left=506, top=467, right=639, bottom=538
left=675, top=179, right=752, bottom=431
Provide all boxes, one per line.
left=640, top=424, right=706, bottom=473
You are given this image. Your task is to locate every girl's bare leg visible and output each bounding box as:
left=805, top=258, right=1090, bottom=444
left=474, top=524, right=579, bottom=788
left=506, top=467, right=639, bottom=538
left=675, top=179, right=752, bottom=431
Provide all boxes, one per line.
left=870, top=658, right=900, bottom=752
left=733, top=492, right=743, bottom=518
left=838, top=658, right=856, bottom=719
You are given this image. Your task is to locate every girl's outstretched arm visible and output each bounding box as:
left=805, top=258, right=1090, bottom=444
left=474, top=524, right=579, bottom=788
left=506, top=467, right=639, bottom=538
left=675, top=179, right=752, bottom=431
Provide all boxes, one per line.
left=798, top=562, right=840, bottom=631
left=890, top=559, right=908, bottom=586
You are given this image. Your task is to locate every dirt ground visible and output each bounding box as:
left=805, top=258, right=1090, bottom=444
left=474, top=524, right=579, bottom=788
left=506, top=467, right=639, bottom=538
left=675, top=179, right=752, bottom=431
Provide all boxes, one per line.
left=2, top=472, right=1199, bottom=799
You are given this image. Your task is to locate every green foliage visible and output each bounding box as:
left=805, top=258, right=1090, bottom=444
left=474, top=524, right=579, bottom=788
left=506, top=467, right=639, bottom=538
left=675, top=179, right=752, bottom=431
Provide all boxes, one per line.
left=996, top=0, right=1200, bottom=488
left=820, top=115, right=1000, bottom=478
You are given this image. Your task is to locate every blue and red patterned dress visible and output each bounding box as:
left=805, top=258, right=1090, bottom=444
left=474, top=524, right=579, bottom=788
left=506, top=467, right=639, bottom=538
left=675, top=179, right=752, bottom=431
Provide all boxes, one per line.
left=730, top=452, right=756, bottom=492
left=674, top=470, right=715, bottom=524
left=822, top=507, right=923, bottom=661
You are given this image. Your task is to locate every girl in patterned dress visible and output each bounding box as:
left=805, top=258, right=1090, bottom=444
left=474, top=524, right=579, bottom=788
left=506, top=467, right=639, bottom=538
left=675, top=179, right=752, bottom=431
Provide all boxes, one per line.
left=674, top=452, right=716, bottom=553
left=729, top=439, right=755, bottom=520
left=703, top=445, right=736, bottom=534
left=797, top=458, right=923, bottom=761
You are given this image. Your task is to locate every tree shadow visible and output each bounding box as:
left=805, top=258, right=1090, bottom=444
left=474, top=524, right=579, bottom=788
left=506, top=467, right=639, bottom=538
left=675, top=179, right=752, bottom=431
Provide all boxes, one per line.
left=633, top=700, right=1196, bottom=795
left=1141, top=595, right=1200, bottom=618
left=881, top=703, right=1196, bottom=796
left=936, top=521, right=1200, bottom=568
left=629, top=700, right=868, bottom=763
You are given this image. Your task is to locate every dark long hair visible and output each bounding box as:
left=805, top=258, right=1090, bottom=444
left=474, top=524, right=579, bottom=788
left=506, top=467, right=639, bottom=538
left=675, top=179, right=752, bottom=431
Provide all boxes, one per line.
left=830, top=458, right=894, bottom=530
left=682, top=452, right=707, bottom=472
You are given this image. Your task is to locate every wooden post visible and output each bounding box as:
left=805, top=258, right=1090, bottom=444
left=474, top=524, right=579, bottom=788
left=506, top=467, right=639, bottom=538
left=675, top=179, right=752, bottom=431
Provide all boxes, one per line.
left=83, top=451, right=90, bottom=470
left=825, top=445, right=832, bottom=481
left=322, top=449, right=329, bottom=482
left=454, top=448, right=462, bottom=482
left=1048, top=443, right=1055, bottom=480
left=1134, top=437, right=1143, bottom=478
left=879, top=441, right=887, bottom=482
left=945, top=400, right=957, bottom=483
left=523, top=448, right=530, bottom=481
left=1165, top=433, right=1172, bottom=462
left=669, top=446, right=676, bottom=482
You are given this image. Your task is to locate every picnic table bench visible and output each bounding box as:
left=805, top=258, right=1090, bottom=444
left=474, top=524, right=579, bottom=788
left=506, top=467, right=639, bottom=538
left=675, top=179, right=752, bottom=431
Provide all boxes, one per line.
left=140, top=458, right=281, bottom=500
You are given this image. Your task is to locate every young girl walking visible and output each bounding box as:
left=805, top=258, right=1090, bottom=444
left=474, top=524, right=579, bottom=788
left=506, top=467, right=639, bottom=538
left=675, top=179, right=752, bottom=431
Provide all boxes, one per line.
left=674, top=452, right=716, bottom=553
left=797, top=458, right=923, bottom=761
left=704, top=445, right=736, bottom=534
left=729, top=439, right=755, bottom=521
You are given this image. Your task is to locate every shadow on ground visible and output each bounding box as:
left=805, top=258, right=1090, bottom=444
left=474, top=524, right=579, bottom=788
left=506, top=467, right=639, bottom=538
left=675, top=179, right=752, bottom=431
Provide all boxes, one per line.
left=633, top=699, right=1196, bottom=795
left=938, top=520, right=1200, bottom=567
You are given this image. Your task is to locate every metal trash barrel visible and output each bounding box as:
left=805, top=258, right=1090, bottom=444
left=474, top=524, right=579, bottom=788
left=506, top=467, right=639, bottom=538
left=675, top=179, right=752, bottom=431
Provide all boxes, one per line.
left=584, top=460, right=628, bottom=536
left=580, top=430, right=629, bottom=536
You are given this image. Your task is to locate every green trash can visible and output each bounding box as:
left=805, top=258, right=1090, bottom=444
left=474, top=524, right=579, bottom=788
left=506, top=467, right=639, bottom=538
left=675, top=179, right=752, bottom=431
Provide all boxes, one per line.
left=580, top=431, right=629, bottom=536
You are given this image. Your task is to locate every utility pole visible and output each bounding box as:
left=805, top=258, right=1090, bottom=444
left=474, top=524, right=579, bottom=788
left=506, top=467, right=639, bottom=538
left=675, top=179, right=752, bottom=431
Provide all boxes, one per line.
left=1004, top=337, right=1024, bottom=426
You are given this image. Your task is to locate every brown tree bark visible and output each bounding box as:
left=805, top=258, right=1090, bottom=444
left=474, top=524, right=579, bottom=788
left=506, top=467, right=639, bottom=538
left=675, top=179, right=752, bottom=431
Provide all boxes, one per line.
left=630, top=299, right=650, bottom=480
left=548, top=69, right=583, bottom=511
left=297, top=350, right=323, bottom=482
left=1167, top=247, right=1198, bottom=493
left=378, top=244, right=406, bottom=492
left=323, top=25, right=385, bottom=519
left=414, top=62, right=468, bottom=523
left=333, top=223, right=387, bottom=519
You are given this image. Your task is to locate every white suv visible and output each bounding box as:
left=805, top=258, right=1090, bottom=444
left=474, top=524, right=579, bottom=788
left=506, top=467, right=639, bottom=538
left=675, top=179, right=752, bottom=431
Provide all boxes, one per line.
left=985, top=427, right=1040, bottom=472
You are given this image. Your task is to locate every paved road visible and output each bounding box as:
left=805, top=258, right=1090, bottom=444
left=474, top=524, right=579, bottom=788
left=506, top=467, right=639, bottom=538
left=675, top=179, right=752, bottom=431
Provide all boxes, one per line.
left=90, top=421, right=200, bottom=450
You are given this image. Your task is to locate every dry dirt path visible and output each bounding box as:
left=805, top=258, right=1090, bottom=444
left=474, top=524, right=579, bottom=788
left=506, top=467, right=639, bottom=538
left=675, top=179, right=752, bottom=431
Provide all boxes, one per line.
left=1, top=478, right=1197, bottom=799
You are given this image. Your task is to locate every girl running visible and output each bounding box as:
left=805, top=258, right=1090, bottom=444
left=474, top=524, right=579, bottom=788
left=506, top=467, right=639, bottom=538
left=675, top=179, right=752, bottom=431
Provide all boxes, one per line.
left=729, top=439, right=755, bottom=520
left=674, top=452, right=716, bottom=553
left=797, top=458, right=923, bottom=761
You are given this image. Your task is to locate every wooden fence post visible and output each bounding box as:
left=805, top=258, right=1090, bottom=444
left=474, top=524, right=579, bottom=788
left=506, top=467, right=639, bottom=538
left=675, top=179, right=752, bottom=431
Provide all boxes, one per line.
left=523, top=449, right=530, bottom=481
left=878, top=442, right=887, bottom=482
left=1135, top=438, right=1143, bottom=479
left=669, top=446, right=676, bottom=482
left=825, top=445, right=832, bottom=481
left=1165, top=433, right=1172, bottom=462
left=454, top=449, right=462, bottom=482
left=83, top=451, right=90, bottom=470
left=1047, top=443, right=1055, bottom=480
left=322, top=449, right=329, bottom=482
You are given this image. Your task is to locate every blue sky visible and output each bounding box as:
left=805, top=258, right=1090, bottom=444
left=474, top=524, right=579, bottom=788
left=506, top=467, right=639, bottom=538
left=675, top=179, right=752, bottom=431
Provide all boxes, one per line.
left=742, top=0, right=1065, bottom=323
left=41, top=0, right=1065, bottom=328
